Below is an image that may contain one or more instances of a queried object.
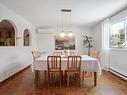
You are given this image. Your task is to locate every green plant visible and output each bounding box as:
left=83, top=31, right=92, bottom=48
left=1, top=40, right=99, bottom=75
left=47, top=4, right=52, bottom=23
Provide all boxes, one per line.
left=83, top=35, right=93, bottom=55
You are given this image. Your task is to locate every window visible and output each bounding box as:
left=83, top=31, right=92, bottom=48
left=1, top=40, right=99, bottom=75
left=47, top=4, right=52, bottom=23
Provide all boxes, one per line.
left=0, top=20, right=15, bottom=46
left=110, top=20, right=126, bottom=49
left=24, top=29, right=30, bottom=46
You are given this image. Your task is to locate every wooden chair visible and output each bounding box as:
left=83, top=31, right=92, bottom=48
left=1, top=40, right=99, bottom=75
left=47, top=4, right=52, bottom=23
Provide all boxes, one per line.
left=47, top=56, right=62, bottom=87
left=32, top=50, right=41, bottom=61
left=32, top=50, right=41, bottom=86
left=90, top=50, right=99, bottom=60
left=53, top=51, right=62, bottom=56
left=69, top=51, right=75, bottom=56
left=88, top=50, right=99, bottom=77
left=66, top=56, right=81, bottom=87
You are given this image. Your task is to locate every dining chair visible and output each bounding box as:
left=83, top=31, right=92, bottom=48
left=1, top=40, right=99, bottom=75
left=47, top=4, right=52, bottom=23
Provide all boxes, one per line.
left=47, top=56, right=62, bottom=87
left=53, top=51, right=62, bottom=56
left=90, top=50, right=99, bottom=60
left=32, top=50, right=41, bottom=86
left=32, top=50, right=41, bottom=61
left=69, top=51, right=75, bottom=56
left=87, top=50, right=99, bottom=77
left=66, top=56, right=81, bottom=87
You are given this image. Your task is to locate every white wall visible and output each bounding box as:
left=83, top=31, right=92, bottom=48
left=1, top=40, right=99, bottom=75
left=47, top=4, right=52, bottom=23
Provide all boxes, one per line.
left=0, top=3, right=37, bottom=49
left=0, top=47, right=33, bottom=82
left=109, top=8, right=127, bottom=79
left=92, top=8, right=127, bottom=79
left=37, top=26, right=92, bottom=54
left=92, top=23, right=101, bottom=51
left=92, top=23, right=105, bottom=68
left=0, top=3, right=36, bottom=82
left=109, top=50, right=127, bottom=76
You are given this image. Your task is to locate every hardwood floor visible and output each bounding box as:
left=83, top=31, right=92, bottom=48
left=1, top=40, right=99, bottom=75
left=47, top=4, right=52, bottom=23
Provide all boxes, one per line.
left=0, top=67, right=127, bottom=95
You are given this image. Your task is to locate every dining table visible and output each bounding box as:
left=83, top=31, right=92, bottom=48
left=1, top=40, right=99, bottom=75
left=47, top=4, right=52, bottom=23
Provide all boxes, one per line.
left=32, top=52, right=101, bottom=87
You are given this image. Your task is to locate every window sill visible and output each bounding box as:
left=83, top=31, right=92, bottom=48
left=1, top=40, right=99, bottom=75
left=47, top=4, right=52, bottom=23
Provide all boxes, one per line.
left=109, top=48, right=127, bottom=51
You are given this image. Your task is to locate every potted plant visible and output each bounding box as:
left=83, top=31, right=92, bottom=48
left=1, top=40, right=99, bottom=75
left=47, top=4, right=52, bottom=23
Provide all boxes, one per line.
left=83, top=35, right=93, bottom=56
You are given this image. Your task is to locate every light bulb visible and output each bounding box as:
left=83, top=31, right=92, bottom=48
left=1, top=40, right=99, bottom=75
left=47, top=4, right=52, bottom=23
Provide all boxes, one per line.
left=68, top=32, right=73, bottom=36
left=60, top=32, right=65, bottom=37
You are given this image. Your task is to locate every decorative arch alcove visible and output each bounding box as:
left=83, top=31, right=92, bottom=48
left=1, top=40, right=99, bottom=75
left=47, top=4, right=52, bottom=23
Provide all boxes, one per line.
left=0, top=19, right=17, bottom=46
left=23, top=29, right=31, bottom=46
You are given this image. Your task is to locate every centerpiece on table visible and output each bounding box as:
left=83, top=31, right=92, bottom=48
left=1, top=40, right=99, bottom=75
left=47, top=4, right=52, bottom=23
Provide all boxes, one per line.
left=63, top=48, right=69, bottom=57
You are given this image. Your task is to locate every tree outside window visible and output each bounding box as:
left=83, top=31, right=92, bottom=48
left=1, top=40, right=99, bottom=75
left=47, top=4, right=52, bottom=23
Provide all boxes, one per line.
left=110, top=20, right=126, bottom=49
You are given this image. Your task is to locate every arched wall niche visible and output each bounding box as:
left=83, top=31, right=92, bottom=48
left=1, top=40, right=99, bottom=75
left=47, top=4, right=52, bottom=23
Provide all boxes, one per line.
left=23, top=29, right=31, bottom=46
left=0, top=19, right=17, bottom=46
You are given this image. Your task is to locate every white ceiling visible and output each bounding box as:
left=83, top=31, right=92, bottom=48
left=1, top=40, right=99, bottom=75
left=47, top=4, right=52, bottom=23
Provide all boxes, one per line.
left=0, top=0, right=127, bottom=27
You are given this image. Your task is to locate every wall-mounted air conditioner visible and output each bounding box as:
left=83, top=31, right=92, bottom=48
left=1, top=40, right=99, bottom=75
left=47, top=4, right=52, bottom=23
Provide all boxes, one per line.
left=36, top=26, right=53, bottom=34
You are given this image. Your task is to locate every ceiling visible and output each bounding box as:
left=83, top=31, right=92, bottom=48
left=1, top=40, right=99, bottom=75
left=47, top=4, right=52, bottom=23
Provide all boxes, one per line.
left=0, top=0, right=127, bottom=27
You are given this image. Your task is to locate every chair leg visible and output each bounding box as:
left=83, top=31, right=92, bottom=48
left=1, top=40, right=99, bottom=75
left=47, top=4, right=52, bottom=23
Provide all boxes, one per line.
left=90, top=72, right=93, bottom=77
left=82, top=71, right=84, bottom=81
left=48, top=73, right=50, bottom=87
left=59, top=72, right=62, bottom=87
left=44, top=70, right=47, bottom=82
left=51, top=73, right=53, bottom=84
left=35, top=70, right=39, bottom=87
left=79, top=72, right=81, bottom=86
left=61, top=71, right=63, bottom=82
left=67, top=72, right=69, bottom=87
left=64, top=71, right=67, bottom=80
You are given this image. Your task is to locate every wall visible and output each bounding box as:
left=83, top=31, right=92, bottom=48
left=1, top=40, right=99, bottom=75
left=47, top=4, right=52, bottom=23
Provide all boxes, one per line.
left=0, top=3, right=36, bottom=82
left=92, top=23, right=101, bottom=51
left=92, top=23, right=104, bottom=68
left=92, top=8, right=127, bottom=80
left=0, top=47, right=33, bottom=82
left=109, top=50, right=127, bottom=77
left=37, top=26, right=92, bottom=54
left=109, top=8, right=127, bottom=80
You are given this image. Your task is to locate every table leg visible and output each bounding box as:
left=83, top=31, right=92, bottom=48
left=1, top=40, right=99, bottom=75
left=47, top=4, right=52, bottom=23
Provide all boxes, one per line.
left=94, top=72, right=97, bottom=86
left=82, top=71, right=85, bottom=81
left=44, top=70, right=47, bottom=82
left=35, top=70, right=40, bottom=87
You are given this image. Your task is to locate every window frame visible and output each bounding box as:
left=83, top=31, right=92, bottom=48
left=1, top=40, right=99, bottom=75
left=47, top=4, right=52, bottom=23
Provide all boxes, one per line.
left=23, top=29, right=31, bottom=46
left=0, top=19, right=17, bottom=46
left=109, top=18, right=127, bottom=50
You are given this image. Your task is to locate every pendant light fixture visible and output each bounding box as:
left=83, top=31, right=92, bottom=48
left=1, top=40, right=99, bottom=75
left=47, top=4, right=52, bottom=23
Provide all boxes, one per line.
left=60, top=9, right=73, bottom=37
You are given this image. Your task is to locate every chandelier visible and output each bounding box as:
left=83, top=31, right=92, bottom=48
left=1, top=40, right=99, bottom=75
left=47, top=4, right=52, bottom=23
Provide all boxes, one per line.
left=60, top=9, right=73, bottom=37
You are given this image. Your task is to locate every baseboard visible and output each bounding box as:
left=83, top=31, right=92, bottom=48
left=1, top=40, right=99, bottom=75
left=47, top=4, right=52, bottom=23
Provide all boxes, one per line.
left=108, top=68, right=127, bottom=81
left=0, top=65, right=30, bottom=86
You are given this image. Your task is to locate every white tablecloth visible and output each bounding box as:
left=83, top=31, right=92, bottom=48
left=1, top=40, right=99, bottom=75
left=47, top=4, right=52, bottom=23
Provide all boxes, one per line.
left=32, top=54, right=101, bottom=75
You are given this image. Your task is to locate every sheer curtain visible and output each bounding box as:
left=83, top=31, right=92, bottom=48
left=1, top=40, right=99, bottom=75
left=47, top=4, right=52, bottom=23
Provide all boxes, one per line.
left=100, top=18, right=110, bottom=70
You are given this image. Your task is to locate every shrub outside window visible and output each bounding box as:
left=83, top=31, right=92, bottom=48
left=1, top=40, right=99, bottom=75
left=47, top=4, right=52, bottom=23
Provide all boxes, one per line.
left=110, top=20, right=126, bottom=49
